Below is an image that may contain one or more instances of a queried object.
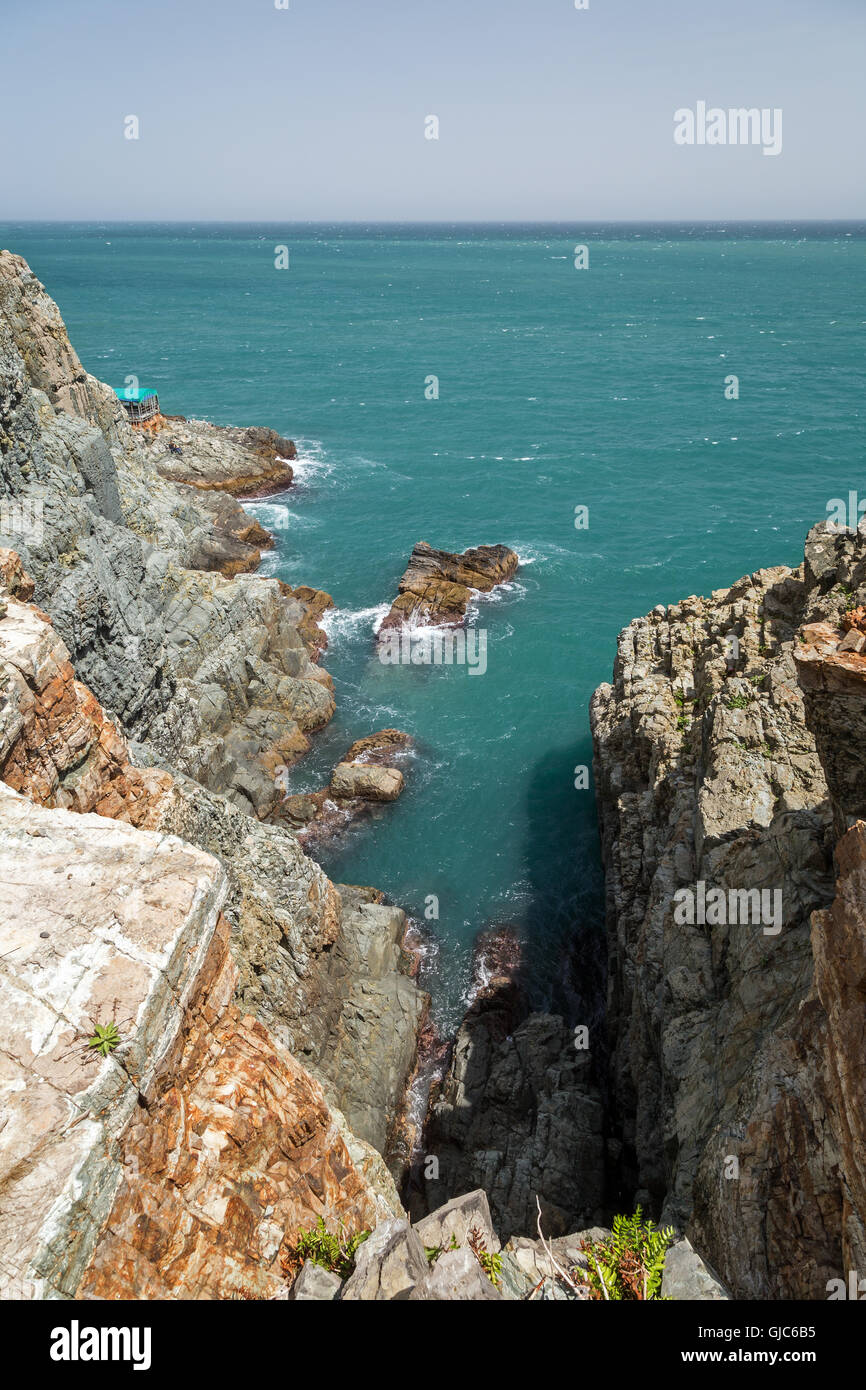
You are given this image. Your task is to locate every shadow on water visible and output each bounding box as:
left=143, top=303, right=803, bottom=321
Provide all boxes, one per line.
left=518, top=738, right=607, bottom=1029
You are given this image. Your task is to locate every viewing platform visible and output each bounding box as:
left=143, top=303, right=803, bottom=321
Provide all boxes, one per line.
left=114, top=386, right=160, bottom=423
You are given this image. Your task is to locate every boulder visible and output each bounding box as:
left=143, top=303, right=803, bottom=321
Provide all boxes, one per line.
left=340, top=1219, right=428, bottom=1301
left=330, top=762, right=404, bottom=802
left=661, top=1239, right=730, bottom=1300
left=414, top=1190, right=500, bottom=1255
left=290, top=1263, right=343, bottom=1301
left=410, top=1246, right=503, bottom=1301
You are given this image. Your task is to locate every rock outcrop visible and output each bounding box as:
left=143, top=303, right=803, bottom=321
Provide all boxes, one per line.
left=142, top=414, right=297, bottom=496
left=591, top=520, right=866, bottom=1298
left=0, top=249, right=332, bottom=820
left=0, top=785, right=398, bottom=1301
left=0, top=252, right=431, bottom=1300
left=0, top=569, right=426, bottom=1196
left=275, top=729, right=412, bottom=847
left=378, top=540, right=519, bottom=633
left=413, top=931, right=605, bottom=1242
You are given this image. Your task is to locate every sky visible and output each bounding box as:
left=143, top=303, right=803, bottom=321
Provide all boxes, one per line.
left=1, top=0, right=864, bottom=220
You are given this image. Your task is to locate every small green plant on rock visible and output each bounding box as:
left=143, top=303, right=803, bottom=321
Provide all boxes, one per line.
left=724, top=694, right=751, bottom=709
left=467, top=1225, right=502, bottom=1288
left=285, top=1218, right=369, bottom=1280
left=87, top=1021, right=122, bottom=1057
left=578, top=1208, right=675, bottom=1301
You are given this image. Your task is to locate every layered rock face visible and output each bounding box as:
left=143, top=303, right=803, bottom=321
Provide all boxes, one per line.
left=0, top=252, right=430, bottom=1299
left=0, top=250, right=330, bottom=820
left=591, top=522, right=866, bottom=1297
left=378, top=540, right=519, bottom=632
left=0, top=786, right=397, bottom=1301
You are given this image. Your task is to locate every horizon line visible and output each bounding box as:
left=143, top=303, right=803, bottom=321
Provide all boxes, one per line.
left=2, top=217, right=866, bottom=227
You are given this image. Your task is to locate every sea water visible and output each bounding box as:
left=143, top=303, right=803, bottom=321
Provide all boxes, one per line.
left=4, top=221, right=863, bottom=1023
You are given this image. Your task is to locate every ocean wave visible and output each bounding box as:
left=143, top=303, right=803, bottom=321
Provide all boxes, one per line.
left=288, top=439, right=336, bottom=483
left=241, top=501, right=322, bottom=532
left=321, top=603, right=391, bottom=641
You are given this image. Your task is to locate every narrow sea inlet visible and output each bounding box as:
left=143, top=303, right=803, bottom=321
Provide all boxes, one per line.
left=6, top=220, right=862, bottom=1024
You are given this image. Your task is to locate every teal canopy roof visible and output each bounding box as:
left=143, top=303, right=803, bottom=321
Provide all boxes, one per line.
left=114, top=387, right=158, bottom=402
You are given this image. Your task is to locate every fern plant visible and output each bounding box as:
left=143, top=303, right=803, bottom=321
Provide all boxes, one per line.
left=579, top=1208, right=675, bottom=1300
left=285, top=1218, right=369, bottom=1280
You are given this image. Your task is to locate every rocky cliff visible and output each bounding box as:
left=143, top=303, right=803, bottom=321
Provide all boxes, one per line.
left=591, top=522, right=866, bottom=1297
left=0, top=253, right=428, bottom=1299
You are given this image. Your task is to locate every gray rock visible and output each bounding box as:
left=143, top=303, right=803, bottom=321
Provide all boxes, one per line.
left=419, top=982, right=604, bottom=1241
left=410, top=1246, right=503, bottom=1301
left=662, top=1239, right=730, bottom=1301
left=340, top=1219, right=428, bottom=1301
left=290, top=1263, right=343, bottom=1301
left=498, top=1230, right=605, bottom=1301
left=414, top=1189, right=500, bottom=1254
left=589, top=528, right=866, bottom=1298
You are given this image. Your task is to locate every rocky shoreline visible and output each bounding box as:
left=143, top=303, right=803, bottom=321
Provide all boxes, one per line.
left=2, top=248, right=864, bottom=1302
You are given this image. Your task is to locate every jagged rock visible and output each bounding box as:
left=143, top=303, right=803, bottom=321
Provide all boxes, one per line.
left=180, top=486, right=273, bottom=576
left=419, top=977, right=605, bottom=1241
left=498, top=1230, right=606, bottom=1300
left=340, top=1219, right=429, bottom=1301
left=0, top=586, right=171, bottom=822
left=343, top=728, right=414, bottom=762
left=378, top=540, right=518, bottom=633
left=0, top=250, right=125, bottom=441
left=288, top=584, right=334, bottom=660
left=410, top=1246, right=503, bottom=1301
left=591, top=522, right=866, bottom=1297
left=0, top=252, right=334, bottom=819
left=413, top=1189, right=500, bottom=1255
left=661, top=1240, right=730, bottom=1300
left=0, top=569, right=425, bottom=1190
left=301, top=886, right=429, bottom=1162
left=290, top=1264, right=343, bottom=1301
left=0, top=547, right=34, bottom=600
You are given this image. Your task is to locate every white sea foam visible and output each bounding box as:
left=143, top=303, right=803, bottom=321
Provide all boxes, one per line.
left=288, top=439, right=336, bottom=483
left=321, top=603, right=391, bottom=641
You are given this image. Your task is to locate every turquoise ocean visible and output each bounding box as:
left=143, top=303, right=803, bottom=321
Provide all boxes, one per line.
left=3, top=222, right=863, bottom=1024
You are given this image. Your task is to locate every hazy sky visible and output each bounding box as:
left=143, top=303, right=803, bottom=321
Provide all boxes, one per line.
left=2, top=0, right=864, bottom=220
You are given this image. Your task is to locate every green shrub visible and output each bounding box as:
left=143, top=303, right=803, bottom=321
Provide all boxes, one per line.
left=579, top=1208, right=675, bottom=1301
left=287, top=1218, right=369, bottom=1280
